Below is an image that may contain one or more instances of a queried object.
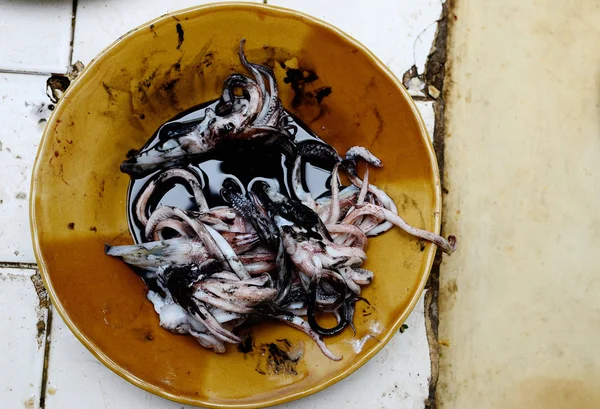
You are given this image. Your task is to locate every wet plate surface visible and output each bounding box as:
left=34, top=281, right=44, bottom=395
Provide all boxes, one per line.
left=30, top=3, right=441, bottom=408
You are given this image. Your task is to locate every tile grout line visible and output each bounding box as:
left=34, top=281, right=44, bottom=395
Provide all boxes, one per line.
left=0, top=69, right=53, bottom=76
left=422, top=1, right=452, bottom=408
left=0, top=0, right=80, bottom=78
left=0, top=261, right=38, bottom=270
left=38, top=305, right=53, bottom=409
left=68, top=0, right=79, bottom=67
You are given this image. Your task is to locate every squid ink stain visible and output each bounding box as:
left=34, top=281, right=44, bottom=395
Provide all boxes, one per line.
left=237, top=333, right=254, bottom=353
left=314, top=86, right=332, bottom=103
left=283, top=68, right=319, bottom=108
left=254, top=339, right=303, bottom=376
left=125, top=100, right=338, bottom=244
left=126, top=149, right=139, bottom=158
left=176, top=23, right=184, bottom=49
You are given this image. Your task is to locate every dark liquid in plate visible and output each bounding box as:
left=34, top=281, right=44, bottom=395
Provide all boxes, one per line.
left=126, top=100, right=336, bottom=243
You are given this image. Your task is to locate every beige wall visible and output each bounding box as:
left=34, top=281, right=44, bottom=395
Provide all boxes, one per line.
left=438, top=1, right=600, bottom=408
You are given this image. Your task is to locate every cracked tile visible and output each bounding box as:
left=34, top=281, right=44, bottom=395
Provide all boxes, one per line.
left=0, top=268, right=48, bottom=409
left=0, top=73, right=51, bottom=263
left=269, top=0, right=443, bottom=96
left=72, top=0, right=262, bottom=65
left=0, top=0, right=72, bottom=73
left=45, top=295, right=429, bottom=408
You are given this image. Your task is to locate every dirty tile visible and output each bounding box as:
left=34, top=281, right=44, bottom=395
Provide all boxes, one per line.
left=270, top=0, right=443, bottom=95
left=0, top=0, right=72, bottom=73
left=415, top=100, right=435, bottom=142
left=0, top=269, right=48, bottom=409
left=45, top=294, right=429, bottom=408
left=72, top=0, right=261, bottom=65
left=0, top=73, right=52, bottom=263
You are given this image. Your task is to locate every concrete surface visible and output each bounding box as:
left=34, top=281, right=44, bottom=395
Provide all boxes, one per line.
left=438, top=1, right=600, bottom=408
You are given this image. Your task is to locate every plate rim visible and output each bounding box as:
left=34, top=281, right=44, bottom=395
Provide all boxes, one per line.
left=29, top=2, right=442, bottom=408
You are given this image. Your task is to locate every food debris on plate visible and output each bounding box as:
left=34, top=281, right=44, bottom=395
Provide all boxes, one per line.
left=105, top=40, right=456, bottom=361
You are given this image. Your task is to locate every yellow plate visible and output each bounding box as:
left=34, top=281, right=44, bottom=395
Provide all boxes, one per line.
left=30, top=3, right=441, bottom=408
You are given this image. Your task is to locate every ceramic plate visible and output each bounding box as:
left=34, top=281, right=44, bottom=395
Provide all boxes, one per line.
left=30, top=3, right=441, bottom=407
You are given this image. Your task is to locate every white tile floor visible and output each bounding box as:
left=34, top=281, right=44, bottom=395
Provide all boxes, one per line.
left=0, top=1, right=443, bottom=408
left=0, top=0, right=73, bottom=74
left=0, top=269, right=48, bottom=409
left=0, top=74, right=49, bottom=264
